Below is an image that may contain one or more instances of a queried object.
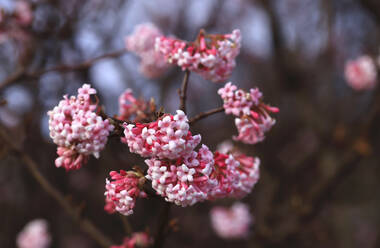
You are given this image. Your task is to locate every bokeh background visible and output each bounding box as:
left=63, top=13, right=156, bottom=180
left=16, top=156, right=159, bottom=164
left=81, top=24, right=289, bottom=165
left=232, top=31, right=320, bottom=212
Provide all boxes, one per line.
left=1, top=0, right=380, bottom=247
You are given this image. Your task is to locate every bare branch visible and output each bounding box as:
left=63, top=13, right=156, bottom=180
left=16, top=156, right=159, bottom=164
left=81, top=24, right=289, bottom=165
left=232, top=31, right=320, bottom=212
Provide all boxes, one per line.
left=189, top=107, right=224, bottom=125
left=179, top=70, right=190, bottom=113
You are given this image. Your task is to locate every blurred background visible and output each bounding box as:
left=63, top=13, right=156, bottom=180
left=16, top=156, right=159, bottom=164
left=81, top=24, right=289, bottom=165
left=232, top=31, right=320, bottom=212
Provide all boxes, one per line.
left=0, top=0, right=380, bottom=247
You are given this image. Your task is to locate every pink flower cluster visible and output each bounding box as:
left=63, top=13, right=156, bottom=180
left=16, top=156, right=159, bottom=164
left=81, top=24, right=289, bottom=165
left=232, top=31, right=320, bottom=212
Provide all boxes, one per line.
left=209, top=150, right=260, bottom=199
left=123, top=110, right=201, bottom=160
left=155, top=29, right=241, bottom=83
left=210, top=202, right=252, bottom=239
left=118, top=88, right=148, bottom=121
left=47, top=84, right=114, bottom=170
left=344, top=55, right=378, bottom=91
left=16, top=219, right=51, bottom=248
left=125, top=23, right=169, bottom=78
left=111, top=232, right=151, bottom=248
left=104, top=170, right=146, bottom=216
left=218, top=82, right=279, bottom=144
left=145, top=145, right=217, bottom=206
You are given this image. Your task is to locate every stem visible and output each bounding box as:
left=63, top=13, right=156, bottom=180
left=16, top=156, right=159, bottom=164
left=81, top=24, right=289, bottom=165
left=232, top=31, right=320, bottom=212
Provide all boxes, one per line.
left=189, top=106, right=224, bottom=124
left=153, top=202, right=171, bottom=248
left=120, top=215, right=133, bottom=235
left=179, top=70, right=190, bottom=113
left=0, top=126, right=114, bottom=248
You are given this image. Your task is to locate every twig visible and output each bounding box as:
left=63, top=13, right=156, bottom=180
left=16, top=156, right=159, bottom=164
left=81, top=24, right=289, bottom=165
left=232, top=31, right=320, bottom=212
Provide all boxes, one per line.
left=120, top=215, right=133, bottom=235
left=0, top=126, right=114, bottom=248
left=153, top=202, right=171, bottom=248
left=189, top=106, right=224, bottom=124
left=179, top=70, right=190, bottom=113
left=0, top=49, right=127, bottom=91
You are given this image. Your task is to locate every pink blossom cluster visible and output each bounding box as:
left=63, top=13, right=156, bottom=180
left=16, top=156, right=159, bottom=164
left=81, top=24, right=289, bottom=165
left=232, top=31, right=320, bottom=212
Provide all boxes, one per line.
left=145, top=145, right=217, bottom=206
left=155, top=29, right=241, bottom=83
left=210, top=202, right=252, bottom=239
left=118, top=88, right=147, bottom=121
left=47, top=84, right=114, bottom=170
left=16, top=219, right=51, bottom=248
left=125, top=23, right=169, bottom=78
left=209, top=150, right=260, bottom=199
left=344, top=55, right=378, bottom=91
left=111, top=232, right=151, bottom=248
left=218, top=82, right=279, bottom=144
left=104, top=170, right=146, bottom=216
left=123, top=110, right=201, bottom=160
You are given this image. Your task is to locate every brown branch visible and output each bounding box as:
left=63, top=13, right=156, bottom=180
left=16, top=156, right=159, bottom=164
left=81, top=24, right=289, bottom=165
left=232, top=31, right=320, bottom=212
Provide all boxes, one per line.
left=0, top=126, right=114, bottom=248
left=153, top=202, right=171, bottom=248
left=189, top=106, right=224, bottom=124
left=0, top=49, right=127, bottom=91
left=179, top=70, right=190, bottom=113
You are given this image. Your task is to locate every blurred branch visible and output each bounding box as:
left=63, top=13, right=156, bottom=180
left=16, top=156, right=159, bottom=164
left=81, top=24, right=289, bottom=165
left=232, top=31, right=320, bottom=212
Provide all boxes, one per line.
left=0, top=125, right=114, bottom=248
left=0, top=49, right=127, bottom=91
left=153, top=202, right=171, bottom=248
left=189, top=107, right=224, bottom=125
left=179, top=70, right=190, bottom=113
left=358, top=0, right=380, bottom=24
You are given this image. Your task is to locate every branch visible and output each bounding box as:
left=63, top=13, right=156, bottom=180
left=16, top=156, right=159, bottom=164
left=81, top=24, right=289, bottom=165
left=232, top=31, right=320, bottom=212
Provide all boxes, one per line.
left=179, top=70, right=190, bottom=113
left=189, top=107, right=224, bottom=124
left=0, top=126, right=114, bottom=248
left=153, top=202, right=171, bottom=248
left=0, top=49, right=127, bottom=91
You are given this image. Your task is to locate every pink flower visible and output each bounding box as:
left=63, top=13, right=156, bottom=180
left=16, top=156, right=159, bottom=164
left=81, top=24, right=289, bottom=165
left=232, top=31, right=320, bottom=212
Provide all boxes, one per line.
left=16, top=219, right=51, bottom=248
left=210, top=202, right=252, bottom=239
left=111, top=232, right=151, bottom=248
left=104, top=170, right=146, bottom=216
left=145, top=145, right=217, bottom=206
left=344, top=55, right=377, bottom=91
left=118, top=89, right=148, bottom=122
left=123, top=110, right=201, bottom=160
left=218, top=82, right=279, bottom=144
left=47, top=84, right=114, bottom=171
left=155, top=29, right=241, bottom=83
left=14, top=1, right=33, bottom=26
left=125, top=23, right=169, bottom=78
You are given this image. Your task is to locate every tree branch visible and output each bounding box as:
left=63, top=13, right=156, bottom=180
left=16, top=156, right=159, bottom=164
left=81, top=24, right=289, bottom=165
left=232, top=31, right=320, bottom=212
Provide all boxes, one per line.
left=0, top=126, right=114, bottom=248
left=179, top=70, right=190, bottom=113
left=153, top=202, right=171, bottom=248
left=189, top=107, right=224, bottom=125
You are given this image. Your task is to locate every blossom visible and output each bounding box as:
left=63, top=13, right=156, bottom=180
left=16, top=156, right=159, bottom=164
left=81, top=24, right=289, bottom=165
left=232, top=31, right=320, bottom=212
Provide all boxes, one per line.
left=104, top=170, right=146, bottom=216
left=123, top=110, right=201, bottom=160
left=16, top=219, right=51, bottom=248
left=47, top=84, right=114, bottom=170
left=155, top=29, right=241, bottom=83
left=111, top=232, right=151, bottom=248
left=344, top=55, right=377, bottom=91
left=145, top=145, right=217, bottom=206
left=209, top=150, right=260, bottom=199
left=218, top=82, right=279, bottom=144
left=210, top=202, right=252, bottom=239
left=118, top=88, right=148, bottom=122
left=14, top=1, right=33, bottom=26
left=125, top=23, right=169, bottom=78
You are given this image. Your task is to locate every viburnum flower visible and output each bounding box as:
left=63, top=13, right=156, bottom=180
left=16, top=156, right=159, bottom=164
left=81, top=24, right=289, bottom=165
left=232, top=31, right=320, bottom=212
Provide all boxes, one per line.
left=16, top=219, right=51, bottom=248
left=125, top=23, right=169, bottom=78
left=344, top=55, right=378, bottom=91
left=155, top=29, right=241, bottom=83
left=118, top=88, right=148, bottom=122
left=145, top=145, right=217, bottom=206
left=218, top=82, right=279, bottom=144
left=104, top=170, right=147, bottom=216
left=123, top=110, right=201, bottom=160
left=209, top=150, right=260, bottom=199
left=210, top=202, right=252, bottom=239
left=111, top=232, right=151, bottom=248
left=47, top=84, right=114, bottom=170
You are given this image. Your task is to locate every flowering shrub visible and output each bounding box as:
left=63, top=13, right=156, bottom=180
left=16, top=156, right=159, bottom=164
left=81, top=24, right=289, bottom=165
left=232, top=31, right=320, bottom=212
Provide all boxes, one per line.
left=45, top=27, right=279, bottom=247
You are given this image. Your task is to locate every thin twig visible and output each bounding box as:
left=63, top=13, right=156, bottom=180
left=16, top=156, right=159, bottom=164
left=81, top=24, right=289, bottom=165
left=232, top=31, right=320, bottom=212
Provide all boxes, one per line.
left=153, top=202, right=171, bottom=248
left=0, top=49, right=127, bottom=91
left=179, top=70, right=190, bottom=113
left=120, top=215, right=133, bottom=235
left=189, top=106, right=224, bottom=124
left=0, top=126, right=114, bottom=248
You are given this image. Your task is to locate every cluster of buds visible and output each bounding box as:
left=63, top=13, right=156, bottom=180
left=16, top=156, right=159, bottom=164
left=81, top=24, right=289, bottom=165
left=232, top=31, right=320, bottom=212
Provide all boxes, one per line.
left=118, top=88, right=149, bottom=122
left=16, top=219, right=51, bottom=248
left=210, top=202, right=252, bottom=239
left=125, top=23, right=169, bottom=78
left=47, top=84, right=114, bottom=170
left=218, top=82, right=279, bottom=144
left=155, top=29, right=241, bottom=83
left=344, top=55, right=378, bottom=91
left=111, top=232, right=151, bottom=248
left=123, top=110, right=201, bottom=160
left=104, top=170, right=147, bottom=216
